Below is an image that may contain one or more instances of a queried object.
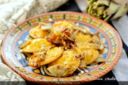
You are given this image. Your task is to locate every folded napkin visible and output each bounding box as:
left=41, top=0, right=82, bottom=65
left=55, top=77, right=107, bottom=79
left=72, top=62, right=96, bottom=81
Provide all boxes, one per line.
left=0, top=0, right=67, bottom=40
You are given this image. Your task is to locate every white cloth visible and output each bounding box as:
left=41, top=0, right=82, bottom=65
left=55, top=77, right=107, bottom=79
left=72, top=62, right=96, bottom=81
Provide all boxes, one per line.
left=0, top=0, right=67, bottom=40
left=112, top=15, right=128, bottom=46
left=0, top=0, right=67, bottom=81
left=113, top=50, right=128, bottom=81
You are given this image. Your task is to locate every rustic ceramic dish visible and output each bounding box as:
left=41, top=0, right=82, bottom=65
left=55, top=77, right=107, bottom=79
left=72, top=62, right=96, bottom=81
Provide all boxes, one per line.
left=1, top=12, right=122, bottom=83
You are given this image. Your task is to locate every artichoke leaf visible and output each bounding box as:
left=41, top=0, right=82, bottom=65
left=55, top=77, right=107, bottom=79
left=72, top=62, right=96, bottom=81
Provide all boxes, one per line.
left=106, top=2, right=120, bottom=16
left=112, top=4, right=128, bottom=19
left=95, top=0, right=110, bottom=6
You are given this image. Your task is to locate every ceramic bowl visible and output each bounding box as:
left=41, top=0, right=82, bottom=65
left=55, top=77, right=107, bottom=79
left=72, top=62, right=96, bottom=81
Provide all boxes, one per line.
left=1, top=12, right=122, bottom=83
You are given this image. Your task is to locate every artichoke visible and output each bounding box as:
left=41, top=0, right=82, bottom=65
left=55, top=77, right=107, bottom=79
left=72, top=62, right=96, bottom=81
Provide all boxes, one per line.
left=86, top=0, right=128, bottom=20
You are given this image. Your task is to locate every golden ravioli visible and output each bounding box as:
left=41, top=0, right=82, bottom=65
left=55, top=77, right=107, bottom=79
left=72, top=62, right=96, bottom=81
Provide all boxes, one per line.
left=29, top=26, right=48, bottom=38
left=76, top=42, right=101, bottom=50
left=47, top=50, right=80, bottom=77
left=75, top=33, right=101, bottom=50
left=28, top=47, right=63, bottom=68
left=20, top=40, right=31, bottom=49
left=75, top=32, right=92, bottom=43
left=21, top=39, right=52, bottom=52
left=51, top=21, right=74, bottom=35
left=39, top=47, right=64, bottom=66
left=74, top=47, right=99, bottom=68
left=28, top=54, right=44, bottom=68
left=53, top=21, right=74, bottom=30
left=83, top=49, right=99, bottom=65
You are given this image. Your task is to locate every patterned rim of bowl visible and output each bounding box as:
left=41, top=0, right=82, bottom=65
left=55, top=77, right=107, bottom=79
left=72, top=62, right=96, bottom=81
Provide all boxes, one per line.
left=1, top=12, right=122, bottom=83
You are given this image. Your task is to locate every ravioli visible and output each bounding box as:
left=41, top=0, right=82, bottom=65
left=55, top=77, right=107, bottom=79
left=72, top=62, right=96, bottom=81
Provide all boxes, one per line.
left=46, top=50, right=80, bottom=77
left=27, top=47, right=63, bottom=68
left=21, top=39, right=53, bottom=52
left=29, top=26, right=48, bottom=38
